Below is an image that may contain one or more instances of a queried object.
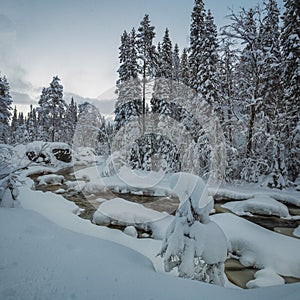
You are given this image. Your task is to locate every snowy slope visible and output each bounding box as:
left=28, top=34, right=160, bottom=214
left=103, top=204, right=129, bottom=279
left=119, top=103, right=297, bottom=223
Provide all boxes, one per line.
left=1, top=208, right=300, bottom=300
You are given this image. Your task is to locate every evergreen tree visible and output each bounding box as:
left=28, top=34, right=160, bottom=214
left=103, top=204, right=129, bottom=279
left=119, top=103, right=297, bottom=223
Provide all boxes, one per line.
left=137, top=14, right=157, bottom=131
left=172, top=43, right=181, bottom=83
left=0, top=75, right=12, bottom=143
left=189, top=0, right=206, bottom=93
left=115, top=29, right=142, bottom=132
left=161, top=28, right=173, bottom=79
left=27, top=105, right=38, bottom=142
left=10, top=106, right=18, bottom=144
left=37, top=76, right=66, bottom=142
left=179, top=48, right=190, bottom=87
left=37, top=87, right=50, bottom=141
left=280, top=0, right=300, bottom=181
left=64, top=97, right=78, bottom=144
left=200, top=10, right=219, bottom=105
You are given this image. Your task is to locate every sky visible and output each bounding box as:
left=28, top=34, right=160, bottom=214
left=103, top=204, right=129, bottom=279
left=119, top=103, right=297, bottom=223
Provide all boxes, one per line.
left=0, top=0, right=284, bottom=116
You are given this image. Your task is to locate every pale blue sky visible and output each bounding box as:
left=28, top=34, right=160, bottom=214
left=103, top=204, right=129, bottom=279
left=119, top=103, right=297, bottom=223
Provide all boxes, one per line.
left=0, top=0, right=284, bottom=112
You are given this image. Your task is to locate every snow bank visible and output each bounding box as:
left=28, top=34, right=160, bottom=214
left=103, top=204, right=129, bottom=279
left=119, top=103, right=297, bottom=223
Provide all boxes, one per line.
left=246, top=269, right=285, bottom=288
left=2, top=208, right=300, bottom=299
left=212, top=213, right=300, bottom=278
left=222, top=195, right=291, bottom=218
left=75, top=165, right=172, bottom=196
left=14, top=141, right=72, bottom=167
left=93, top=198, right=169, bottom=226
left=293, top=225, right=300, bottom=238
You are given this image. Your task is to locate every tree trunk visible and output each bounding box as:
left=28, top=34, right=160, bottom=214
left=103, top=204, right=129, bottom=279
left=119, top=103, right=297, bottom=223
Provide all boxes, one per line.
left=247, top=103, right=256, bottom=158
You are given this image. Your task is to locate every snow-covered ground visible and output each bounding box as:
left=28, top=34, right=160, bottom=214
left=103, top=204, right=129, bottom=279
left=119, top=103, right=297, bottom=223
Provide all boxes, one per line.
left=2, top=207, right=300, bottom=300
left=1, top=154, right=300, bottom=299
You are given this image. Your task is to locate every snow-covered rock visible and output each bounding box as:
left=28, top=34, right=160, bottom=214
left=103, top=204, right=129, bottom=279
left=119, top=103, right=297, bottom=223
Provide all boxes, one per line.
left=37, top=174, right=64, bottom=185
left=246, top=268, right=285, bottom=288
left=93, top=198, right=168, bottom=227
left=124, top=226, right=138, bottom=238
left=221, top=195, right=291, bottom=218
left=211, top=213, right=300, bottom=278
left=293, top=225, right=300, bottom=238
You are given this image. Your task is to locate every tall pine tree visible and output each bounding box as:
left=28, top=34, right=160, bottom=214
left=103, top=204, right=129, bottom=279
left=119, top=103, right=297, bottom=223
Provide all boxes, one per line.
left=0, top=75, right=12, bottom=144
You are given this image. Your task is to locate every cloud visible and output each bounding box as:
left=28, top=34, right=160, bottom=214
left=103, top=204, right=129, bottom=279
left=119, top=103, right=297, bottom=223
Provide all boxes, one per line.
left=11, top=91, right=35, bottom=105
left=0, top=14, right=16, bottom=55
left=64, top=92, right=115, bottom=116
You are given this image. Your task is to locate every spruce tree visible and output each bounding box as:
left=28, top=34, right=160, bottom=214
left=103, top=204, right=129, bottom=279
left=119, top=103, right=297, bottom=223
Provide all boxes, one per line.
left=0, top=75, right=12, bottom=143
left=137, top=14, right=157, bottom=131
left=179, top=48, right=190, bottom=87
left=37, top=76, right=66, bottom=142
left=200, top=9, right=219, bottom=105
left=115, top=29, right=142, bottom=132
left=10, top=106, right=18, bottom=144
left=64, top=97, right=78, bottom=144
left=189, top=0, right=206, bottom=93
left=27, top=104, right=37, bottom=142
left=280, top=0, right=300, bottom=181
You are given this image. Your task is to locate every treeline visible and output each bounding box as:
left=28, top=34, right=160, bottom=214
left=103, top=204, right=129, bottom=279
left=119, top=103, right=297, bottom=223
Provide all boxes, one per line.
left=0, top=75, right=113, bottom=155
left=113, top=0, right=299, bottom=187
left=0, top=0, right=299, bottom=187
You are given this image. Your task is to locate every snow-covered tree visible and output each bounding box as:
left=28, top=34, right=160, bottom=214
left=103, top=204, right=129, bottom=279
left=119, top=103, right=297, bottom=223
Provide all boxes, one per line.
left=280, top=0, right=300, bottom=181
left=172, top=44, right=181, bottom=83
left=180, top=48, right=190, bottom=87
left=137, top=14, right=157, bottom=131
left=37, top=76, right=66, bottom=142
left=199, top=9, right=219, bottom=106
left=161, top=28, right=173, bottom=79
left=10, top=106, right=18, bottom=144
left=160, top=173, right=227, bottom=286
left=189, top=0, right=206, bottom=93
left=0, top=75, right=12, bottom=143
left=63, top=97, right=78, bottom=144
left=73, top=102, right=103, bottom=151
left=115, top=29, right=142, bottom=132
left=26, top=105, right=38, bottom=142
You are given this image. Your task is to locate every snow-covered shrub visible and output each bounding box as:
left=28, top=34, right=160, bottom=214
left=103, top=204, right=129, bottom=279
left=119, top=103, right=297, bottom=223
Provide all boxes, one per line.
left=159, top=173, right=227, bottom=286
left=0, top=175, right=19, bottom=208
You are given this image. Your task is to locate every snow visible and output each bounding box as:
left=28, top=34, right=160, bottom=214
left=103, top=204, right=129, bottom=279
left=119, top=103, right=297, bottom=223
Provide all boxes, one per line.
left=221, top=195, right=291, bottom=218
left=2, top=208, right=300, bottom=300
left=211, top=213, right=300, bottom=278
left=293, top=225, right=300, bottom=238
left=14, top=141, right=72, bottom=167
left=93, top=197, right=169, bottom=226
left=37, top=174, right=64, bottom=185
left=2, top=161, right=300, bottom=298
left=124, top=225, right=138, bottom=238
left=75, top=165, right=172, bottom=196
left=246, top=269, right=285, bottom=289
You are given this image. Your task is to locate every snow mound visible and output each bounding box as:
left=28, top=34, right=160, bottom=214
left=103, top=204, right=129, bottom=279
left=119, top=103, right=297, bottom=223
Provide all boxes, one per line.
left=212, top=213, right=300, bottom=278
left=124, top=225, right=138, bottom=238
left=246, top=269, right=285, bottom=288
left=294, top=225, right=300, bottom=238
left=222, top=195, right=291, bottom=218
left=14, top=141, right=72, bottom=166
left=93, top=198, right=169, bottom=226
left=82, top=181, right=107, bottom=194
left=212, top=188, right=254, bottom=200
left=37, top=174, right=64, bottom=185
